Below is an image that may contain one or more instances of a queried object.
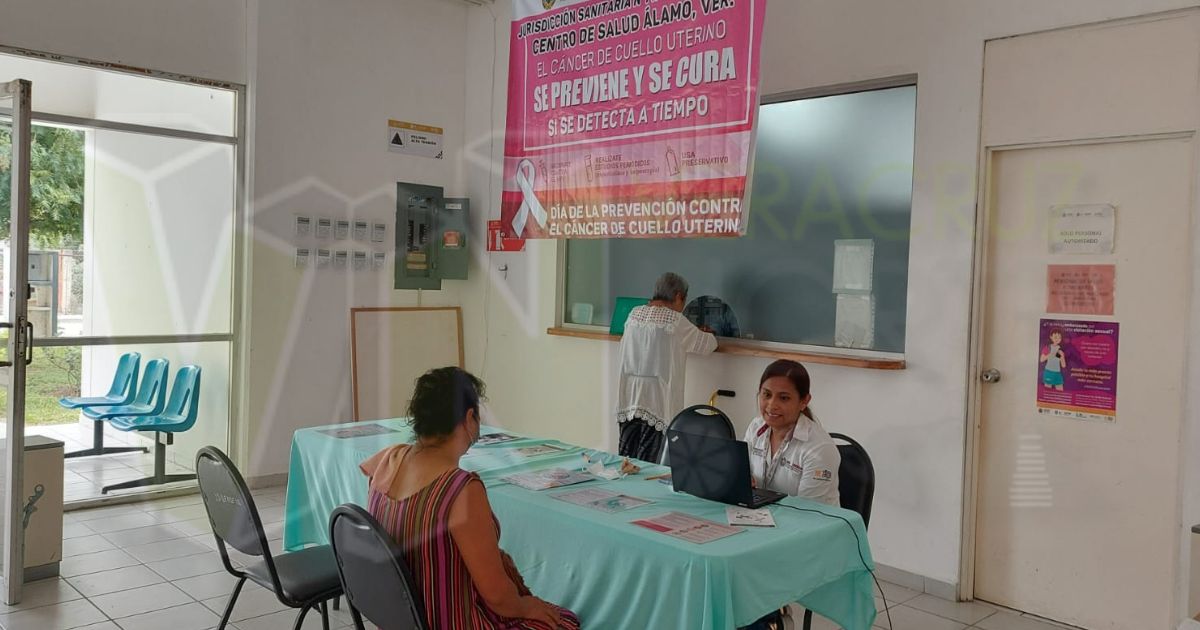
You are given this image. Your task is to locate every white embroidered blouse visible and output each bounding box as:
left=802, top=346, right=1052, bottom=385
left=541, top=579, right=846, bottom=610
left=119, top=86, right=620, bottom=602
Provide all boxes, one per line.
left=615, top=305, right=717, bottom=431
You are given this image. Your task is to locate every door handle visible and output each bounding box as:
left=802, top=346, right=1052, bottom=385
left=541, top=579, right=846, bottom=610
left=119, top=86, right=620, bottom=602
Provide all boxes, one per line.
left=980, top=368, right=1001, bottom=383
left=23, top=320, right=32, bottom=366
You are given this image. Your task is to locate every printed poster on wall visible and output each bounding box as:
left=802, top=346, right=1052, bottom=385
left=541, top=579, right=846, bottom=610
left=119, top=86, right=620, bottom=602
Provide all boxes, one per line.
left=1046, top=264, right=1115, bottom=316
left=501, top=0, right=768, bottom=239
left=1037, top=319, right=1119, bottom=422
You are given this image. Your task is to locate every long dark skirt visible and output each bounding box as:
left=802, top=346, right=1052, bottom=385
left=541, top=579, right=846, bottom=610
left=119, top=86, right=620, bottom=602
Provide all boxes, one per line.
left=618, top=417, right=664, bottom=462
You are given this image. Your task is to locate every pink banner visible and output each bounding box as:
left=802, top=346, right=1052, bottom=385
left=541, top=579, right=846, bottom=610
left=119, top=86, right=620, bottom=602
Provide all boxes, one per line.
left=501, top=0, right=767, bottom=239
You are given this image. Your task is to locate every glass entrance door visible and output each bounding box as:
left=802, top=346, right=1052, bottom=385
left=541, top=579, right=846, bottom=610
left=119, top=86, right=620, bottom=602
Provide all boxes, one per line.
left=0, top=78, right=34, bottom=605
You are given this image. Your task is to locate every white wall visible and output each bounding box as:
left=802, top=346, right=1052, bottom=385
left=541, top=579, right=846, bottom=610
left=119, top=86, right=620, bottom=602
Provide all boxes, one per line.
left=243, top=0, right=470, bottom=477
left=0, top=1, right=246, bottom=86
left=460, top=0, right=1200, bottom=593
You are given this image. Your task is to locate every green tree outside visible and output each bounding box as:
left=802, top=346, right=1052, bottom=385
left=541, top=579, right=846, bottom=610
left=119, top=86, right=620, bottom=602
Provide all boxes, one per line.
left=0, top=124, right=86, bottom=424
left=0, top=124, right=86, bottom=247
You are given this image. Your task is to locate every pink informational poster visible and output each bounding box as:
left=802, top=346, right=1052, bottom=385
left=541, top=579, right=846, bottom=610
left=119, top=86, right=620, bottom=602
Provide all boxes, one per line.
left=500, top=0, right=768, bottom=239
left=1037, top=319, right=1119, bottom=422
left=1046, top=264, right=1115, bottom=315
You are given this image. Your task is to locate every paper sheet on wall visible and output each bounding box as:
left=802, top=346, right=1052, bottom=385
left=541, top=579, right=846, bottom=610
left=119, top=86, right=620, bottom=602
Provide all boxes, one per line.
left=316, top=218, right=332, bottom=240
left=832, top=239, right=875, bottom=293
left=1049, top=204, right=1115, bottom=254
left=835, top=293, right=875, bottom=349
left=295, top=216, right=311, bottom=238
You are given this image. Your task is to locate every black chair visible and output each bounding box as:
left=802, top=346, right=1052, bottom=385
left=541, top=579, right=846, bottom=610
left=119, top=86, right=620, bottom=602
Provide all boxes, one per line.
left=662, top=404, right=736, bottom=465
left=196, top=446, right=343, bottom=630
left=329, top=504, right=429, bottom=630
left=801, top=432, right=876, bottom=630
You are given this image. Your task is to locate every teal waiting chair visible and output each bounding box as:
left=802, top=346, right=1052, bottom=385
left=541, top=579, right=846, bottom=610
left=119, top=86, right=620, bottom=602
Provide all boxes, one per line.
left=67, top=358, right=169, bottom=459
left=104, top=365, right=201, bottom=494
left=60, top=353, right=151, bottom=459
left=58, top=352, right=140, bottom=409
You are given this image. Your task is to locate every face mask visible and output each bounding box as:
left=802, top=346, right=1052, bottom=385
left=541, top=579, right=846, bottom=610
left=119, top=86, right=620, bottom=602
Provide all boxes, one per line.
left=467, top=412, right=481, bottom=447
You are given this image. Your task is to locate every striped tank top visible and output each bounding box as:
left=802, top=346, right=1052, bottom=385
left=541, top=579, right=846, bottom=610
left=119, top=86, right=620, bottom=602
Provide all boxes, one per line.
left=367, top=467, right=581, bottom=630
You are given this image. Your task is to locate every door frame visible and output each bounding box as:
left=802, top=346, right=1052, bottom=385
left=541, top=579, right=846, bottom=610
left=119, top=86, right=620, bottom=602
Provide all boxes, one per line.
left=0, top=44, right=250, bottom=502
left=958, top=130, right=1195, bottom=602
left=0, top=77, right=33, bottom=605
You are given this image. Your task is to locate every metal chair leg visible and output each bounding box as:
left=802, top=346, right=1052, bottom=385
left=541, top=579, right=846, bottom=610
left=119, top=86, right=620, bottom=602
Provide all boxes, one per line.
left=332, top=595, right=340, bottom=610
left=217, top=577, right=246, bottom=630
left=292, top=603, right=311, bottom=630
left=350, top=606, right=366, bottom=630
left=803, top=608, right=813, bottom=630
left=319, top=599, right=330, bottom=630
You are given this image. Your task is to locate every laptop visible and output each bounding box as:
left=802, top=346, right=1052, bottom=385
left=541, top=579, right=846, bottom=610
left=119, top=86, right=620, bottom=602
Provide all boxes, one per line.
left=667, top=430, right=786, bottom=509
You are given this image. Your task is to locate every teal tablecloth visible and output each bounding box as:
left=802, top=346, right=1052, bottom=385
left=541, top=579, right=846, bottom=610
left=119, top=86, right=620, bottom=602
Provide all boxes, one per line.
left=284, top=419, right=876, bottom=630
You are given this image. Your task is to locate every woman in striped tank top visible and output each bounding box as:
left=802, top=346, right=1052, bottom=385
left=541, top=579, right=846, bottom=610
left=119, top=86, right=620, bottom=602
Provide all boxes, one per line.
left=360, top=367, right=581, bottom=630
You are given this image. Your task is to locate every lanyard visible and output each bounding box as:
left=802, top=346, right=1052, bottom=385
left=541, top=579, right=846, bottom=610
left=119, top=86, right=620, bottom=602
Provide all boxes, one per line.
left=760, top=427, right=795, bottom=489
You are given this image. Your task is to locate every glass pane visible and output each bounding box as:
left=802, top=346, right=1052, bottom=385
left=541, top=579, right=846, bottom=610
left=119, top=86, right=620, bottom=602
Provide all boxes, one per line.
left=0, top=53, right=236, bottom=137
left=563, top=86, right=916, bottom=352
left=62, top=129, right=234, bottom=338
left=23, top=341, right=230, bottom=502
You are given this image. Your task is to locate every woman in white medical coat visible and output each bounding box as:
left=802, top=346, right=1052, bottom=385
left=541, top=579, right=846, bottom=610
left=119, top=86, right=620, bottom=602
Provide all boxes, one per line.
left=743, top=359, right=840, bottom=506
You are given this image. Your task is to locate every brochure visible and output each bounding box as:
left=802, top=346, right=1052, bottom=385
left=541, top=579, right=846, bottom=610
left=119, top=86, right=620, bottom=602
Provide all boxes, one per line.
left=631, top=511, right=743, bottom=544
left=726, top=506, right=776, bottom=528
left=514, top=444, right=567, bottom=458
left=552, top=488, right=653, bottom=513
left=475, top=432, right=521, bottom=446
left=501, top=468, right=596, bottom=491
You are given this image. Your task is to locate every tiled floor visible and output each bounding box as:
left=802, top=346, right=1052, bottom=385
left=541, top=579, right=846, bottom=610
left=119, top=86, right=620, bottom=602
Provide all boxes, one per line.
left=27, top=423, right=194, bottom=503
left=0, top=488, right=1085, bottom=630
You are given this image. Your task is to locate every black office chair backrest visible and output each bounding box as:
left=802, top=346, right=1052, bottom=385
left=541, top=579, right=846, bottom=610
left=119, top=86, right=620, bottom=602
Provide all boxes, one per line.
left=829, top=432, right=875, bottom=529
left=663, top=405, right=737, bottom=466
left=329, top=504, right=429, bottom=630
left=196, top=446, right=271, bottom=559
left=668, top=405, right=736, bottom=439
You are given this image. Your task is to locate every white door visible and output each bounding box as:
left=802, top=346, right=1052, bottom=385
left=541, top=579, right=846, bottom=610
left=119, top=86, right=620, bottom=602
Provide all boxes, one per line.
left=974, top=136, right=1192, bottom=630
left=0, top=78, right=34, bottom=605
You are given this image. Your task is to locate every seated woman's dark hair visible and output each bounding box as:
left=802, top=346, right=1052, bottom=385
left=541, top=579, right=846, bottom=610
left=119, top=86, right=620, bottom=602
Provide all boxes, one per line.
left=408, top=367, right=485, bottom=439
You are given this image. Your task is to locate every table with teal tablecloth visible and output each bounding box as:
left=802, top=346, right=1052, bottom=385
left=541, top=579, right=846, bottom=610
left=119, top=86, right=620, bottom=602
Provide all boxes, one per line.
left=284, top=419, right=877, bottom=630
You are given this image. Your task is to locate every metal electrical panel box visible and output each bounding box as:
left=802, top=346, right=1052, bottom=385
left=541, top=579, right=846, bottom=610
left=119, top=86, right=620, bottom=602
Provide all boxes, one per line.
left=395, top=182, right=443, bottom=290
left=439, top=198, right=469, bottom=280
left=394, top=183, right=471, bottom=290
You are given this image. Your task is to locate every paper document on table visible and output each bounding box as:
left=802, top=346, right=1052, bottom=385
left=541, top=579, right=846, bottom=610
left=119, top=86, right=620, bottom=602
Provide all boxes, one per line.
left=475, top=432, right=521, bottom=446
left=501, top=468, right=596, bottom=491
left=552, top=488, right=652, bottom=513
left=514, top=444, right=567, bottom=458
left=631, top=511, right=743, bottom=544
left=726, top=506, right=776, bottom=527
left=317, top=424, right=399, bottom=439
